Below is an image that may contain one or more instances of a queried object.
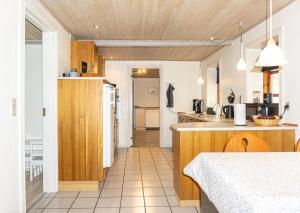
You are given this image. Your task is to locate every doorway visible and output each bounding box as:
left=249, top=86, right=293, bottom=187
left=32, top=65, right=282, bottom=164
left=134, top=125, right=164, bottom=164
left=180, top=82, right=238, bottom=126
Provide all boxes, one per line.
left=25, top=19, right=44, bottom=209
left=206, top=63, right=220, bottom=107
left=132, top=68, right=160, bottom=147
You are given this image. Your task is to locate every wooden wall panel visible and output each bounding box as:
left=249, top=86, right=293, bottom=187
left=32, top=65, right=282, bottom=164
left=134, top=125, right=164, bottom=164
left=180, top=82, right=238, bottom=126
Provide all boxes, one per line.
left=173, top=129, right=296, bottom=205
left=58, top=79, right=103, bottom=181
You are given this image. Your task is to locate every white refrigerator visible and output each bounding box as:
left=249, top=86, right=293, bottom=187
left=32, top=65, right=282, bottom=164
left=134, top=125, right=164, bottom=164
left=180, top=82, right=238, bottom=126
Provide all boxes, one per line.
left=103, top=84, right=115, bottom=168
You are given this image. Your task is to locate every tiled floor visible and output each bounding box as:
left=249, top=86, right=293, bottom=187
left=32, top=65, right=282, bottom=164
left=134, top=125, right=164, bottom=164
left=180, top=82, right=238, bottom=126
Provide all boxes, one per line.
left=29, top=147, right=200, bottom=213
left=133, top=130, right=160, bottom=147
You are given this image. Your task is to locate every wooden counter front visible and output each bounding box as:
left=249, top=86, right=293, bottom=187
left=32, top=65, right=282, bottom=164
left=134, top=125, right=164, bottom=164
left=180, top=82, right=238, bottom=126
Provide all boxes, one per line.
left=172, top=129, right=296, bottom=206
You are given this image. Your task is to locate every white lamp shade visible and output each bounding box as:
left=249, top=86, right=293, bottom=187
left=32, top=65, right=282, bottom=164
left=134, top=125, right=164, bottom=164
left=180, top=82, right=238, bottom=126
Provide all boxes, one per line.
left=255, top=39, right=288, bottom=67
left=197, top=76, right=204, bottom=84
left=236, top=58, right=247, bottom=71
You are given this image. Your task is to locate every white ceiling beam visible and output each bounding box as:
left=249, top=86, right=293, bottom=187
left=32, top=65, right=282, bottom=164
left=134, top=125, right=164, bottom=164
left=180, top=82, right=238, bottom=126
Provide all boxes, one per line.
left=92, top=40, right=232, bottom=47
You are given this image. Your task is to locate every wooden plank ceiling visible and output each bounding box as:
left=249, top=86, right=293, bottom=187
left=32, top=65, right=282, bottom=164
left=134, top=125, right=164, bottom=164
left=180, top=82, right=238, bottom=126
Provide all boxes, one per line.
left=41, top=0, right=294, bottom=61
left=25, top=20, right=42, bottom=41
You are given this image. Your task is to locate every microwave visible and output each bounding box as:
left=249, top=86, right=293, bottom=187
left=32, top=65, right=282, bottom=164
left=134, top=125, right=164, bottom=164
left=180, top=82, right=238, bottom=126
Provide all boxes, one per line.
left=245, top=103, right=279, bottom=120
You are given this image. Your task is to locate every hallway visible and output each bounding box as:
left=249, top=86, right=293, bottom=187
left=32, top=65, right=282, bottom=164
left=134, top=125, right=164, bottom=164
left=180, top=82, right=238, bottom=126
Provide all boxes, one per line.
left=133, top=130, right=160, bottom=147
left=29, top=147, right=199, bottom=213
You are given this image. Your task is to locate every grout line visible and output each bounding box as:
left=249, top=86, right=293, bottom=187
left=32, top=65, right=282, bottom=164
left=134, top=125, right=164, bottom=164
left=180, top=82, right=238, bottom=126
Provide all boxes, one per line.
left=149, top=147, right=173, bottom=213
left=137, top=147, right=146, bottom=212
left=66, top=191, right=80, bottom=213
left=92, top=174, right=105, bottom=212
left=118, top=148, right=128, bottom=213
left=40, top=194, right=56, bottom=212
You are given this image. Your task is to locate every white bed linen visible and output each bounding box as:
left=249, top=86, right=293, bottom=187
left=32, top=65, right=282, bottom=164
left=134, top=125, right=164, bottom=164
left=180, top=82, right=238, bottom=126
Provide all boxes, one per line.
left=184, top=152, right=300, bottom=213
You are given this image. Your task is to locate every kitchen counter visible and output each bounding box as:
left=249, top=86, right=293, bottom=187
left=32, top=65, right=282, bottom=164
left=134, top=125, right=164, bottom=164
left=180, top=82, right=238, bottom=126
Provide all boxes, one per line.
left=178, top=112, right=231, bottom=122
left=171, top=120, right=297, bottom=131
left=171, top=114, right=297, bottom=207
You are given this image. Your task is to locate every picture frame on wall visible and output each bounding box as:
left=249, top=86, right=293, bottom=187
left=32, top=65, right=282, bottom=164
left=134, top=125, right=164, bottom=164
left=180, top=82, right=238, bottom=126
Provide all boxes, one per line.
left=148, top=87, right=159, bottom=96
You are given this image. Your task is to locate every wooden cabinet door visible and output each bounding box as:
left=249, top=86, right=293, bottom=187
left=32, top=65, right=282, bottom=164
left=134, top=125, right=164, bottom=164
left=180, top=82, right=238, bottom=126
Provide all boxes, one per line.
left=70, top=41, right=95, bottom=73
left=58, top=79, right=103, bottom=181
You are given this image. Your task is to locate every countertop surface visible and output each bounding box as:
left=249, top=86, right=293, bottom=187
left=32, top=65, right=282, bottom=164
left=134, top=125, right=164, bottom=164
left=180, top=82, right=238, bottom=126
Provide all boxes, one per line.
left=178, top=112, right=231, bottom=122
left=172, top=113, right=297, bottom=131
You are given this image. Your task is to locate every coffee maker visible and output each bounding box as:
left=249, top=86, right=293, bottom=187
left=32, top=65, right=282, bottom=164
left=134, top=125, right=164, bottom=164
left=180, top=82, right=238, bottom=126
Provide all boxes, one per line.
left=193, top=99, right=205, bottom=114
left=221, top=89, right=235, bottom=118
left=261, top=93, right=273, bottom=116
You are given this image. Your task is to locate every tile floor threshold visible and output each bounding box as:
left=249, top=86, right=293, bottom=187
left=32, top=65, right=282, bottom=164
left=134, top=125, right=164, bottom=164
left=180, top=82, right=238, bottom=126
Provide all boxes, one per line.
left=28, top=147, right=200, bottom=213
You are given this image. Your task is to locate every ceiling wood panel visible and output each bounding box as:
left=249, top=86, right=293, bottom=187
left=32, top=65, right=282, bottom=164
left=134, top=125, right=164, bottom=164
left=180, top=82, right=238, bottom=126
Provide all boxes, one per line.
left=98, top=46, right=220, bottom=61
left=40, top=0, right=294, bottom=60
left=25, top=20, right=42, bottom=41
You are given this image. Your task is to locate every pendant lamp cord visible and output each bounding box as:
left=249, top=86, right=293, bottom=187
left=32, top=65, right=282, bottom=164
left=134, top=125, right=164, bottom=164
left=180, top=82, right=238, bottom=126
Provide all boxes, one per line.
left=239, top=22, right=244, bottom=59
left=270, top=0, right=273, bottom=39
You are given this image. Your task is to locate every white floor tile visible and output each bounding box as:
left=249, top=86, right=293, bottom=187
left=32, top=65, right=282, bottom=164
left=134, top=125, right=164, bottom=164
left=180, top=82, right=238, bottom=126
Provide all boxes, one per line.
left=94, top=208, right=120, bottom=213
left=97, top=197, right=121, bottom=208
left=143, top=188, right=165, bottom=196
left=103, top=181, right=123, bottom=189
left=122, top=188, right=144, bottom=197
left=171, top=207, right=199, bottom=213
left=47, top=198, right=75, bottom=209
left=69, top=209, right=94, bottom=213
left=78, top=191, right=100, bottom=198
left=101, top=188, right=122, bottom=197
left=142, top=181, right=162, bottom=188
left=146, top=207, right=171, bottom=213
left=167, top=196, right=179, bottom=206
left=121, top=196, right=144, bottom=207
left=71, top=197, right=97, bottom=208
left=144, top=196, right=169, bottom=207
left=43, top=209, right=69, bottom=213
left=120, top=207, right=146, bottom=213
left=56, top=191, right=79, bottom=198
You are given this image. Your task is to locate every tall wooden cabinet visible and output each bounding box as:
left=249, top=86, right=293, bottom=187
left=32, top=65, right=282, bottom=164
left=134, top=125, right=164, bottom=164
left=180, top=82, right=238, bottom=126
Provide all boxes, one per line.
left=58, top=79, right=104, bottom=191
left=70, top=40, right=105, bottom=77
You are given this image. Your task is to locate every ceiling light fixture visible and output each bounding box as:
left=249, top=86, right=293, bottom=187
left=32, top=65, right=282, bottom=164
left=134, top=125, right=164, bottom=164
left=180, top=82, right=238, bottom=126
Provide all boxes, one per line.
left=197, top=63, right=204, bottom=84
left=236, top=22, right=247, bottom=71
left=255, top=0, right=287, bottom=67
left=93, top=25, right=99, bottom=29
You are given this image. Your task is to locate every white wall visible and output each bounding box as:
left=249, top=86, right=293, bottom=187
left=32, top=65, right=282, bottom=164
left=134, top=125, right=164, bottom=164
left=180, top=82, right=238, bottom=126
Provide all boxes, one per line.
left=25, top=44, right=43, bottom=139
left=134, top=78, right=160, bottom=107
left=202, top=0, right=300, bottom=138
left=206, top=68, right=218, bottom=107
left=105, top=61, right=201, bottom=147
left=0, top=0, right=25, bottom=212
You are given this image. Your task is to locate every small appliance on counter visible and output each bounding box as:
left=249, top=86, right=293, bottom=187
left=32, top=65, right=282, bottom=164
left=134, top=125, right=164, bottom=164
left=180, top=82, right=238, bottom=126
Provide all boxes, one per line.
left=222, top=105, right=234, bottom=118
left=206, top=107, right=216, bottom=115
left=63, top=68, right=80, bottom=77
left=245, top=103, right=279, bottom=119
left=193, top=99, right=206, bottom=114
left=234, top=104, right=246, bottom=125
left=69, top=68, right=80, bottom=77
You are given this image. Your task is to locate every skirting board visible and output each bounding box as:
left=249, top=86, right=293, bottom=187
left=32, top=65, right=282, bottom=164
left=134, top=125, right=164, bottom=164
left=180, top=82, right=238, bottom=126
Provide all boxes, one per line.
left=58, top=181, right=99, bottom=191
left=179, top=200, right=200, bottom=207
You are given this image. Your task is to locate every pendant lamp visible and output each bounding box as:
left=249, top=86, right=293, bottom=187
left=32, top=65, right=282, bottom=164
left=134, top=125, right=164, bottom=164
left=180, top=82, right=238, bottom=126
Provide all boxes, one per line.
left=256, top=0, right=287, bottom=67
left=197, top=63, right=204, bottom=84
left=236, top=22, right=247, bottom=71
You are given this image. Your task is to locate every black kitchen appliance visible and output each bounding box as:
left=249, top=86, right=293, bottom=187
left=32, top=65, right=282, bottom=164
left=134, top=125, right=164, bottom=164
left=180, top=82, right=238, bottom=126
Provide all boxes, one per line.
left=245, top=103, right=279, bottom=119
left=193, top=99, right=206, bottom=114
left=222, top=105, right=234, bottom=118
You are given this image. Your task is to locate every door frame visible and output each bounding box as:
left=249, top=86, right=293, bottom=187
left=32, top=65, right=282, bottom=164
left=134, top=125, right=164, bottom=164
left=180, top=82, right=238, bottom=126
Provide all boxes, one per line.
left=128, top=64, right=163, bottom=147
left=25, top=10, right=59, bottom=193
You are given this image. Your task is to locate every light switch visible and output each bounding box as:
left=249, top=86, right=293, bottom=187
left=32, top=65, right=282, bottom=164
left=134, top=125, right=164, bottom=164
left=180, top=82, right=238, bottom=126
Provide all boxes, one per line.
left=12, top=98, right=17, bottom=116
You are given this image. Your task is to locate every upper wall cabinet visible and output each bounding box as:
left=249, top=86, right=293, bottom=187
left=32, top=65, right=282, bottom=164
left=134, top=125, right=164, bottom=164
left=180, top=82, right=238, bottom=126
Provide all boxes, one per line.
left=70, top=40, right=105, bottom=77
